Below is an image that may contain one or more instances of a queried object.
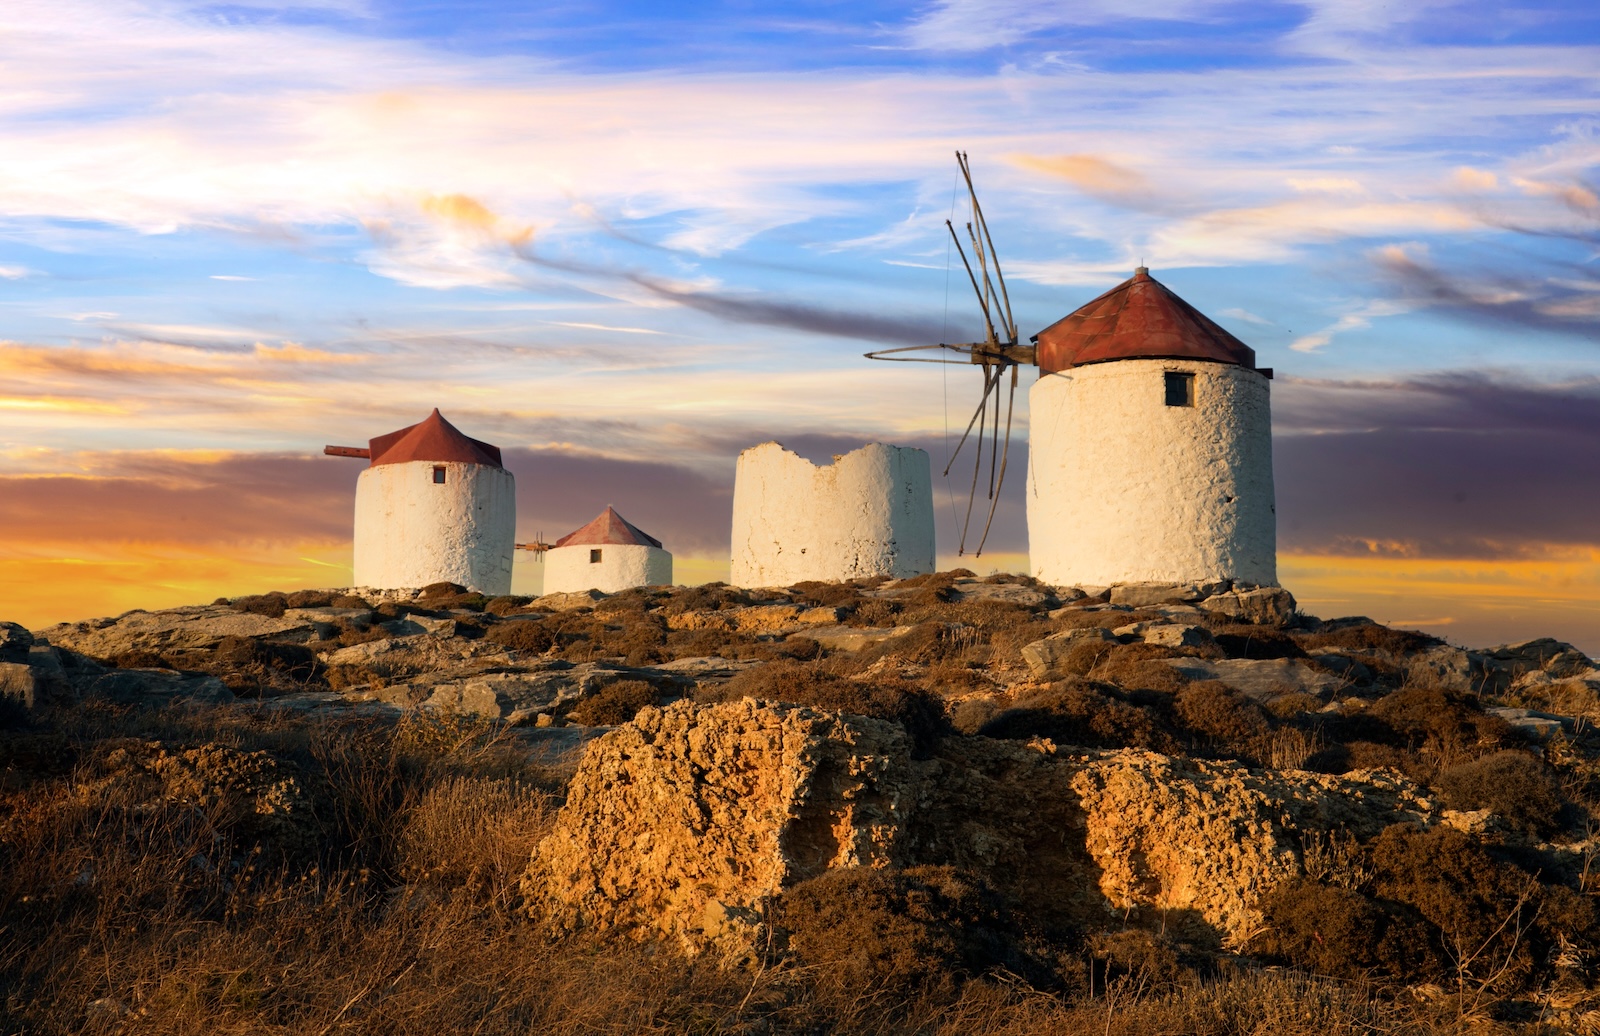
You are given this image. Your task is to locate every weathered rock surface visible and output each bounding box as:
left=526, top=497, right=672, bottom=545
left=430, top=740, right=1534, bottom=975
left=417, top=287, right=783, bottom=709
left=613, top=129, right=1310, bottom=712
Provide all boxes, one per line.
left=525, top=700, right=1438, bottom=952
left=527, top=699, right=916, bottom=948
left=800, top=625, right=910, bottom=652
left=1020, top=627, right=1118, bottom=680
left=36, top=605, right=315, bottom=658
left=1109, top=581, right=1227, bottom=608
left=0, top=621, right=33, bottom=664
left=1197, top=586, right=1297, bottom=627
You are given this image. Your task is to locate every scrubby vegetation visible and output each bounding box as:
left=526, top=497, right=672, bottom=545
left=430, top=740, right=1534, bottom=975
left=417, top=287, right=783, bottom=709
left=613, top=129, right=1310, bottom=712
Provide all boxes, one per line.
left=7, top=572, right=1600, bottom=1033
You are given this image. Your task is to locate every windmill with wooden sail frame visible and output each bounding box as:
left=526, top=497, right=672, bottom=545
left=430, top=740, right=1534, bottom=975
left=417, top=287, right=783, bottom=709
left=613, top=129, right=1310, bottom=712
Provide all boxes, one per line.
left=871, top=153, right=1281, bottom=588
left=865, top=152, right=1035, bottom=558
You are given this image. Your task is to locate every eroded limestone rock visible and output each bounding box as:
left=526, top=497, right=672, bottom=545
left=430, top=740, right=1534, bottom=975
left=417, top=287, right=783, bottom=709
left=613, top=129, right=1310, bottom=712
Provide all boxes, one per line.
left=524, top=700, right=1438, bottom=953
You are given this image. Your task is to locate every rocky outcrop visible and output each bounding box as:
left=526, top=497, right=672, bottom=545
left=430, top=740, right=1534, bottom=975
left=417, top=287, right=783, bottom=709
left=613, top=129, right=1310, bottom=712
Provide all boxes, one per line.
left=36, top=605, right=318, bottom=658
left=526, top=699, right=917, bottom=948
left=525, top=700, right=1438, bottom=952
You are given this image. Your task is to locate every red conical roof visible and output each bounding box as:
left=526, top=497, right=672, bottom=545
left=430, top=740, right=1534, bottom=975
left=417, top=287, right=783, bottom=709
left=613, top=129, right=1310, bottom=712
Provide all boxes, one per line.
left=1034, top=268, right=1258, bottom=374
left=555, top=506, right=662, bottom=548
left=368, top=409, right=503, bottom=468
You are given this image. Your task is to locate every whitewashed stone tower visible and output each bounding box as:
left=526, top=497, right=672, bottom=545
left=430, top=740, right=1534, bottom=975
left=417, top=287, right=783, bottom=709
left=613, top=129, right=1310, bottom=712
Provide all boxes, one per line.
left=731, top=441, right=934, bottom=587
left=329, top=409, right=516, bottom=595
left=543, top=506, right=672, bottom=594
left=1026, top=268, right=1277, bottom=588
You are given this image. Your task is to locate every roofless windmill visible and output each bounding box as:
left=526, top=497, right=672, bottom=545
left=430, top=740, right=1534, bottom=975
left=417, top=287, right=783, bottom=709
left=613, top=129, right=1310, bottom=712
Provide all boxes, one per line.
left=866, top=152, right=1036, bottom=557
left=869, top=153, right=1281, bottom=588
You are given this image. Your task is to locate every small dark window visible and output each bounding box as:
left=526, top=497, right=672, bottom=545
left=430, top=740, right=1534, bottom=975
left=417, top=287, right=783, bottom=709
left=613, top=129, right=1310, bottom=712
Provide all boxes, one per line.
left=1164, top=371, right=1195, bottom=407
left=432, top=466, right=446, bottom=484
left=589, top=548, right=603, bottom=564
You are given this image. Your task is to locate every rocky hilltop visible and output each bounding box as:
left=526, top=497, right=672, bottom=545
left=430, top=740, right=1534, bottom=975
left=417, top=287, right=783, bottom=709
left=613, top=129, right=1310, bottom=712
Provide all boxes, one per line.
left=4, top=572, right=1600, bottom=1034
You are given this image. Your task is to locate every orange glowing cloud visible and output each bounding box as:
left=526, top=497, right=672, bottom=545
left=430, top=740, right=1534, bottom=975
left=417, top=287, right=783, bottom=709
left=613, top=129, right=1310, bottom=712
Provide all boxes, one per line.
left=420, top=192, right=534, bottom=247
left=1013, top=153, right=1156, bottom=209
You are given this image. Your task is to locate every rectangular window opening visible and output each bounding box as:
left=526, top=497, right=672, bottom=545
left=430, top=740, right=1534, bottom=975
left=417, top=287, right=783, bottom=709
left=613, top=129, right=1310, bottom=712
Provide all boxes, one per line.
left=1164, top=371, right=1195, bottom=407
left=431, top=466, right=447, bottom=484
left=589, top=548, right=603, bottom=564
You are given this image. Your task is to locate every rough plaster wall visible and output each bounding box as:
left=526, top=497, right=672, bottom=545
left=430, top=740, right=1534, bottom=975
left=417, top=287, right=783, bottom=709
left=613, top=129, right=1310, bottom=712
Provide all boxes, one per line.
left=1026, top=359, right=1276, bottom=587
left=544, top=544, right=673, bottom=594
left=730, top=442, right=935, bottom=587
left=352, top=461, right=516, bottom=595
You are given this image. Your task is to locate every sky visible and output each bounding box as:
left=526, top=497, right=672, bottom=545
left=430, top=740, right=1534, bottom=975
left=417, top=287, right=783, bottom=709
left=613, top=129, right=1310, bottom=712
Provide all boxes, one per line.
left=1, top=0, right=1598, bottom=653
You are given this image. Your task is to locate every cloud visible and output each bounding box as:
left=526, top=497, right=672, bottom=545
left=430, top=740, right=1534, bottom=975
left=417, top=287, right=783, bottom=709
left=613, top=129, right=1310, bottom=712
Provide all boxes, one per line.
left=0, top=265, right=32, bottom=279
left=1013, top=154, right=1161, bottom=212
left=1275, top=372, right=1600, bottom=557
left=1288, top=299, right=1409, bottom=353
left=1372, top=244, right=1600, bottom=335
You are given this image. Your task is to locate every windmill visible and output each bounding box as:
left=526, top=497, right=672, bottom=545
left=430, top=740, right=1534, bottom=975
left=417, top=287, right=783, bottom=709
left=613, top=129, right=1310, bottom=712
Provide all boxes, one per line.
left=865, top=152, right=1035, bottom=557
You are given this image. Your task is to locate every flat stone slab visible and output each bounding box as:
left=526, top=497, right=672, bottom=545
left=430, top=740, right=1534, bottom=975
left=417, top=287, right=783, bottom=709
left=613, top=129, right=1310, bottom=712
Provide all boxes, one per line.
left=1164, top=658, right=1341, bottom=701
left=798, top=626, right=912, bottom=652
left=1486, top=706, right=1573, bottom=740
left=36, top=605, right=315, bottom=657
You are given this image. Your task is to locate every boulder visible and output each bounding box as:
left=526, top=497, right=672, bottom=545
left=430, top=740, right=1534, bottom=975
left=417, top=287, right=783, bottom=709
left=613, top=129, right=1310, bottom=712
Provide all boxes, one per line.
left=0, top=663, right=41, bottom=708
left=1197, top=586, right=1297, bottom=627
left=1405, top=644, right=1481, bottom=693
left=1164, top=658, right=1342, bottom=701
left=1110, top=582, right=1225, bottom=608
left=524, top=700, right=1438, bottom=953
left=0, top=621, right=33, bottom=664
left=1479, top=638, right=1595, bottom=692
left=526, top=699, right=917, bottom=950
left=1020, top=627, right=1118, bottom=680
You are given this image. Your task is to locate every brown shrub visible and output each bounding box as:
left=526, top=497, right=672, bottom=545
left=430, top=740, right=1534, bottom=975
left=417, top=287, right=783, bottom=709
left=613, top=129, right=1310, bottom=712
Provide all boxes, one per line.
left=1089, top=643, right=1190, bottom=693
left=1174, top=682, right=1270, bottom=761
left=852, top=621, right=987, bottom=668
left=231, top=592, right=287, bottom=618
left=1085, top=929, right=1186, bottom=994
left=950, top=696, right=1004, bottom=735
left=788, top=580, right=865, bottom=608
left=1436, top=750, right=1565, bottom=835
left=659, top=582, right=749, bottom=615
left=1296, top=620, right=1439, bottom=658
left=1257, top=879, right=1434, bottom=979
left=418, top=581, right=468, bottom=598
left=483, top=595, right=533, bottom=616
left=849, top=596, right=903, bottom=627
left=978, top=681, right=1174, bottom=753
left=1366, top=686, right=1514, bottom=773
left=398, top=775, right=554, bottom=902
left=484, top=619, right=556, bottom=655
left=1367, top=825, right=1548, bottom=988
left=330, top=593, right=372, bottom=610
left=775, top=866, right=1045, bottom=996
left=568, top=681, right=661, bottom=727
left=893, top=569, right=974, bottom=589
left=593, top=615, right=668, bottom=666
left=1266, top=692, right=1323, bottom=718
left=325, top=665, right=382, bottom=692
left=1208, top=624, right=1306, bottom=660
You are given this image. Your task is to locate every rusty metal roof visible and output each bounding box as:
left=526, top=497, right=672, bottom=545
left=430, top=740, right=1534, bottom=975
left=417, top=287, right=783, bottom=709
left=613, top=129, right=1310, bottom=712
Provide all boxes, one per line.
left=368, top=409, right=503, bottom=468
left=555, top=506, right=663, bottom=549
left=1034, top=268, right=1258, bottom=373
